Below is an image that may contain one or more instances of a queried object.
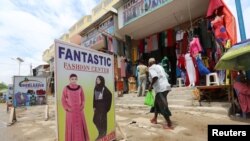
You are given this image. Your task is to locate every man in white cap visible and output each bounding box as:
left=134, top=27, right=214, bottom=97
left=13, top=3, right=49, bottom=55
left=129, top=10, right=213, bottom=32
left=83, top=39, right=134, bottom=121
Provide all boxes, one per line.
left=148, top=57, right=172, bottom=129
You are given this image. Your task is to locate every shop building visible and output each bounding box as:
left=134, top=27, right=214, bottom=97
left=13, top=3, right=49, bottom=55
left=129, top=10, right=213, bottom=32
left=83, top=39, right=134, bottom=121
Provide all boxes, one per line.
left=112, top=0, right=235, bottom=87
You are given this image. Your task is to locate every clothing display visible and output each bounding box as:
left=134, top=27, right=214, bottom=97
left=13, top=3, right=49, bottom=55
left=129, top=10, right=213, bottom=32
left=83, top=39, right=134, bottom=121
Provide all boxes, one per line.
left=138, top=40, right=144, bottom=53
left=177, top=54, right=185, bottom=71
left=185, top=53, right=196, bottom=86
left=62, top=84, right=89, bottom=141
left=161, top=56, right=171, bottom=75
left=196, top=57, right=210, bottom=75
left=152, top=34, right=159, bottom=51
left=189, top=37, right=203, bottom=58
left=211, top=16, right=229, bottom=47
left=120, top=57, right=126, bottom=77
left=112, top=38, right=118, bottom=54
left=167, top=29, right=175, bottom=47
left=181, top=32, right=189, bottom=54
left=176, top=30, right=184, bottom=41
left=108, top=37, right=113, bottom=52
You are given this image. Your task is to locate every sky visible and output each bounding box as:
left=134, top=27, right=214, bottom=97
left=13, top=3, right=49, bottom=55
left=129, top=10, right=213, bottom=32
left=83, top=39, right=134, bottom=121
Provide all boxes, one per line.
left=0, top=0, right=99, bottom=84
left=0, top=0, right=250, bottom=84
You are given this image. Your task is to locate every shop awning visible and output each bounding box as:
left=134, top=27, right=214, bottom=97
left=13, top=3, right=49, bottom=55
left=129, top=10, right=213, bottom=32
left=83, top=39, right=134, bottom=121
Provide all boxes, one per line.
left=115, top=0, right=210, bottom=40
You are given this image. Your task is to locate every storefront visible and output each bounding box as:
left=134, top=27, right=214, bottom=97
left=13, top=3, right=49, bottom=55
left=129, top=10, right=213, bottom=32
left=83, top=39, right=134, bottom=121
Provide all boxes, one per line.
left=113, top=0, right=236, bottom=89
left=79, top=11, right=134, bottom=93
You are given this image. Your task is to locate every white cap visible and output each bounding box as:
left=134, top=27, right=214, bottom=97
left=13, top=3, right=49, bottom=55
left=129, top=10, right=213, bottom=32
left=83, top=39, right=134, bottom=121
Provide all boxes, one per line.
left=148, top=58, right=155, bottom=64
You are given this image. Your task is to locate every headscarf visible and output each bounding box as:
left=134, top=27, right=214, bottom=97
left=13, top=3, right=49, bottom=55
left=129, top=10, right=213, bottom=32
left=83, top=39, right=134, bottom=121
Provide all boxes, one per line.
left=94, top=76, right=105, bottom=91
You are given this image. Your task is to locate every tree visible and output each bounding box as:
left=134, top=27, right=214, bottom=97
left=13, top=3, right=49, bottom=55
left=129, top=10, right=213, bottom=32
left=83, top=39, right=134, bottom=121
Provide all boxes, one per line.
left=0, top=82, right=8, bottom=90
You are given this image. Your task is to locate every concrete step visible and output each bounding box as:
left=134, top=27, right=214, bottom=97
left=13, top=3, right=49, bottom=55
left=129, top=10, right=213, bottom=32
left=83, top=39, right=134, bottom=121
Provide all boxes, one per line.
left=115, top=103, right=229, bottom=115
left=168, top=94, right=193, bottom=99
left=168, top=99, right=193, bottom=106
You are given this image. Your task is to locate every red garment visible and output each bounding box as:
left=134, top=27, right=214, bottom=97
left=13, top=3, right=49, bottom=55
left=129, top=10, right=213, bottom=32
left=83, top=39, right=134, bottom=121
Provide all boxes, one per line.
left=167, top=29, right=175, bottom=47
left=234, top=82, right=250, bottom=113
left=222, top=0, right=237, bottom=45
left=189, top=37, right=203, bottom=58
left=62, top=84, right=89, bottom=141
left=206, top=0, right=223, bottom=18
left=206, top=0, right=237, bottom=45
left=138, top=40, right=144, bottom=53
left=177, top=55, right=185, bottom=71
left=147, top=36, right=153, bottom=52
left=212, top=16, right=229, bottom=46
left=181, top=32, right=188, bottom=54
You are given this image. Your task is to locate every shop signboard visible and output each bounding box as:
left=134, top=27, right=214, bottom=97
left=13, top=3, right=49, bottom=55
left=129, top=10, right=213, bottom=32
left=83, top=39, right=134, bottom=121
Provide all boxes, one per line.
left=13, top=76, right=47, bottom=107
left=55, top=40, right=115, bottom=141
left=122, top=0, right=173, bottom=26
left=81, top=17, right=115, bottom=48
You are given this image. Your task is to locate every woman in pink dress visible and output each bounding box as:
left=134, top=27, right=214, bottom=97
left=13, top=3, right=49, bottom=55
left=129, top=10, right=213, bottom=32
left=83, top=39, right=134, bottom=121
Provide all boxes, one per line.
left=62, top=74, right=89, bottom=141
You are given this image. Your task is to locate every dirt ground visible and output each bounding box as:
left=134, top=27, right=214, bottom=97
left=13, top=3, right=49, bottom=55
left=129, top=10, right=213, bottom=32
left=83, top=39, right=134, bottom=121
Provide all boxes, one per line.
left=0, top=96, right=250, bottom=141
left=115, top=108, right=250, bottom=141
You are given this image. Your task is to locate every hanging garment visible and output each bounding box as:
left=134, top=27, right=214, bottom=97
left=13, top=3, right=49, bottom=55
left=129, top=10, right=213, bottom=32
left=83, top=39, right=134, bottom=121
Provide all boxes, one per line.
left=222, top=0, right=237, bottom=45
left=218, top=70, right=225, bottom=84
left=144, top=38, right=149, bottom=53
left=176, top=30, right=184, bottom=41
left=177, top=54, right=186, bottom=71
left=167, top=29, right=175, bottom=47
left=181, top=32, right=188, bottom=54
left=185, top=53, right=196, bottom=86
left=199, top=19, right=213, bottom=49
left=117, top=56, right=122, bottom=68
left=211, top=16, right=229, bottom=47
left=206, top=0, right=237, bottom=45
left=161, top=56, right=170, bottom=75
left=160, top=31, right=167, bottom=47
left=147, top=36, right=153, bottom=52
left=120, top=57, right=126, bottom=77
left=138, top=40, right=144, bottom=53
left=108, top=37, right=113, bottom=52
left=152, top=34, right=159, bottom=51
left=165, top=31, right=168, bottom=47
left=206, top=0, right=223, bottom=18
left=196, top=57, right=210, bottom=76
left=112, top=38, right=118, bottom=54
left=189, top=37, right=203, bottom=58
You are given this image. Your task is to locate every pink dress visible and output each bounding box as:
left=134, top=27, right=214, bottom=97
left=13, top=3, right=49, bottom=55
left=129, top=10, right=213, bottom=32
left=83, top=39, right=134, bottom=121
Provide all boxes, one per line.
left=62, top=84, right=89, bottom=141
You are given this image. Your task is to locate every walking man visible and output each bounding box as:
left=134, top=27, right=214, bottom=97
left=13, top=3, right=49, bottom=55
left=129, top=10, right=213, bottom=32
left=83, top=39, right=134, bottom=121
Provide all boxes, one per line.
left=148, top=58, right=172, bottom=129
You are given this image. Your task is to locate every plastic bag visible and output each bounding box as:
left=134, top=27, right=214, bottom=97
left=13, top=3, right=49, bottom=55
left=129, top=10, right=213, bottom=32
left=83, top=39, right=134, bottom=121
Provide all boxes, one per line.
left=144, top=91, right=154, bottom=107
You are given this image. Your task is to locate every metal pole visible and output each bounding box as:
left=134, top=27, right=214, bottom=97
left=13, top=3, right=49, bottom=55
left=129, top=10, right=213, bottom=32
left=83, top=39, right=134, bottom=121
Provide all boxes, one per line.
left=235, top=0, right=246, bottom=41
left=18, top=61, right=21, bottom=75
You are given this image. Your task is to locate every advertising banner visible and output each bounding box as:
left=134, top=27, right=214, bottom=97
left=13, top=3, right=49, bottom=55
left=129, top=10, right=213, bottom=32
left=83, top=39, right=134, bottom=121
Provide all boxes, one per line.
left=13, top=76, right=47, bottom=107
left=55, top=40, right=115, bottom=141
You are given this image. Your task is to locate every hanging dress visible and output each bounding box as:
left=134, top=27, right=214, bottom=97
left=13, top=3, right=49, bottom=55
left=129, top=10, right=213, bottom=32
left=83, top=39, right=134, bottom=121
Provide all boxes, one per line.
left=211, top=16, right=229, bottom=47
left=185, top=53, right=196, bottom=86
